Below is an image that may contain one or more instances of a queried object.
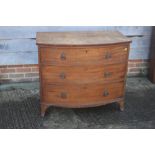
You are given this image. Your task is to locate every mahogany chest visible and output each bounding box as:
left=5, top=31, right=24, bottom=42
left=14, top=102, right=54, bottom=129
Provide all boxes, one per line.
left=36, top=31, right=131, bottom=116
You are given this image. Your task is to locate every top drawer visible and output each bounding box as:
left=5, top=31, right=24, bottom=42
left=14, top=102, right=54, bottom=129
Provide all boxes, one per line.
left=39, top=45, right=129, bottom=66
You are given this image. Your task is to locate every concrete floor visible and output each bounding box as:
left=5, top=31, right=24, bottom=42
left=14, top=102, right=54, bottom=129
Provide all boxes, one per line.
left=0, top=77, right=155, bottom=129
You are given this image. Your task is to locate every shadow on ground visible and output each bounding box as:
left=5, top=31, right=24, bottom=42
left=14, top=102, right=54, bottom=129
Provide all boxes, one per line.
left=0, top=77, right=155, bottom=129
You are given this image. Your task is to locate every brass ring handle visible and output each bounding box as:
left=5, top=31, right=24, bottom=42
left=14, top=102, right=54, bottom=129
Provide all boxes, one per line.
left=60, top=92, right=67, bottom=99
left=104, top=72, right=112, bottom=78
left=105, top=52, right=112, bottom=59
left=59, top=72, right=66, bottom=79
left=60, top=52, right=66, bottom=60
left=103, top=90, right=109, bottom=97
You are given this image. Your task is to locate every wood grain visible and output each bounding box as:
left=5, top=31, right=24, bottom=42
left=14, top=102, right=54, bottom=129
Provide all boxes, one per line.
left=37, top=31, right=131, bottom=45
left=41, top=63, right=126, bottom=84
left=42, top=82, right=124, bottom=107
left=40, top=45, right=128, bottom=66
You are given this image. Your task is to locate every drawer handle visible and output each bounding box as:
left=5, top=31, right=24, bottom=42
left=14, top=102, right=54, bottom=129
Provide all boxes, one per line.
left=60, top=52, right=66, bottom=60
left=59, top=72, right=66, bottom=79
left=105, top=52, right=112, bottom=59
left=103, top=90, right=109, bottom=97
left=60, top=92, right=67, bottom=99
left=104, top=72, right=112, bottom=78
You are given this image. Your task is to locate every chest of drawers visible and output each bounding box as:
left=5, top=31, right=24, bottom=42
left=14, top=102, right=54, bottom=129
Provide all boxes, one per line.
left=36, top=31, right=131, bottom=117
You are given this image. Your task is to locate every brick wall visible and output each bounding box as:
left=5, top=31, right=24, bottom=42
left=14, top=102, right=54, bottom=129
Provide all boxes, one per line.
left=0, top=64, right=39, bottom=83
left=0, top=60, right=149, bottom=83
left=128, top=60, right=149, bottom=77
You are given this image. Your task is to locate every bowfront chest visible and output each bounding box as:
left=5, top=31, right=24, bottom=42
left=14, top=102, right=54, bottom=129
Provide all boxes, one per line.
left=36, top=31, right=131, bottom=117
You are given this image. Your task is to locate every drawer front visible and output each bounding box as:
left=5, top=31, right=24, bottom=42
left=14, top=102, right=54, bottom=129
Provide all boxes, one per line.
left=40, top=45, right=128, bottom=66
left=42, top=82, right=124, bottom=106
left=40, top=47, right=100, bottom=65
left=100, top=45, right=128, bottom=65
left=41, top=63, right=127, bottom=84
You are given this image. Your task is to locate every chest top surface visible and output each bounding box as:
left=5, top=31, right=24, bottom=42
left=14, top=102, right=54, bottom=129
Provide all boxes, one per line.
left=36, top=31, right=131, bottom=46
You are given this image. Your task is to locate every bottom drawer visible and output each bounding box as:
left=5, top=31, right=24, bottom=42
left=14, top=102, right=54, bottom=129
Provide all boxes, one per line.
left=42, top=82, right=124, bottom=107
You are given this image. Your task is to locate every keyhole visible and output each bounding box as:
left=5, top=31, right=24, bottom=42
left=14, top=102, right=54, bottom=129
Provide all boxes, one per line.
left=85, top=50, right=88, bottom=54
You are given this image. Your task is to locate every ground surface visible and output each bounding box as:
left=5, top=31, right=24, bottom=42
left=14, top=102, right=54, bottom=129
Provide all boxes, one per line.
left=0, top=77, right=155, bottom=129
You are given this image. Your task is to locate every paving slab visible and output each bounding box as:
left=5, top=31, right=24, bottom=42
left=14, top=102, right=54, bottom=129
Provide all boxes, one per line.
left=0, top=77, right=155, bottom=129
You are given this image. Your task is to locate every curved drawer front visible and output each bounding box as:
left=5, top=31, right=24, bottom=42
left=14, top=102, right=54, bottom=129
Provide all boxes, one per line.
left=100, top=45, right=128, bottom=65
left=40, top=45, right=128, bottom=66
left=41, top=63, right=127, bottom=84
left=42, top=82, right=124, bottom=107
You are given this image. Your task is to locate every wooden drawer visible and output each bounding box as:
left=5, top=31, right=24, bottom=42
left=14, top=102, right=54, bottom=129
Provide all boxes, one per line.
left=101, top=45, right=128, bottom=65
left=42, top=82, right=124, bottom=107
left=41, top=63, right=127, bottom=84
left=40, top=45, right=128, bottom=66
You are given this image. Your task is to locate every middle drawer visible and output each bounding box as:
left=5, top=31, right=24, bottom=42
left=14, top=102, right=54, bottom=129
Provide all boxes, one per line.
left=41, top=63, right=126, bottom=84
